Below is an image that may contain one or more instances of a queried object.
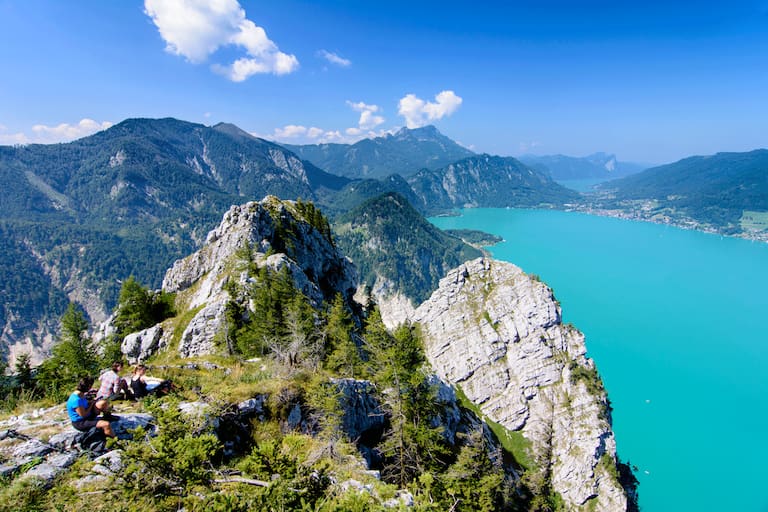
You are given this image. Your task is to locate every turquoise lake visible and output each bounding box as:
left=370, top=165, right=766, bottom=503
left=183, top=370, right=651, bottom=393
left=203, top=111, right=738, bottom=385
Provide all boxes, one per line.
left=430, top=208, right=768, bottom=512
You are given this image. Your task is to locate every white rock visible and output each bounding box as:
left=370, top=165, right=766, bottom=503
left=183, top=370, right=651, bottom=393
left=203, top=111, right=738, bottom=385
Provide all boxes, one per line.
left=413, top=258, right=627, bottom=511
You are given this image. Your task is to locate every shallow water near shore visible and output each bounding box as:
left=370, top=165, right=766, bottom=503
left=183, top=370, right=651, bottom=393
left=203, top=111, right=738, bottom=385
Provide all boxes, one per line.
left=430, top=208, right=768, bottom=512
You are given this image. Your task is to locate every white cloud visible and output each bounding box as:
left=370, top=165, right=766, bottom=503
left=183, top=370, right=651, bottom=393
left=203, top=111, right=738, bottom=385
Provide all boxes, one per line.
left=398, top=90, right=462, bottom=128
left=268, top=99, right=390, bottom=146
left=31, top=119, right=113, bottom=143
left=269, top=125, right=344, bottom=144
left=144, top=0, right=298, bottom=80
left=0, top=130, right=29, bottom=145
left=274, top=124, right=308, bottom=138
left=0, top=119, right=112, bottom=145
left=319, top=130, right=345, bottom=143
left=317, top=49, right=351, bottom=67
left=346, top=100, right=385, bottom=130
left=307, top=127, right=324, bottom=139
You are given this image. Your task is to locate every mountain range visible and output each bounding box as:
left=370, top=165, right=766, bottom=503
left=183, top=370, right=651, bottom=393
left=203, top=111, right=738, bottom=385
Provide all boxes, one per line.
left=2, top=116, right=765, bottom=365
left=334, top=192, right=482, bottom=306
left=283, top=125, right=475, bottom=179
left=519, top=152, right=647, bottom=181
left=0, top=118, right=350, bottom=362
left=594, top=149, right=768, bottom=235
left=0, top=118, right=574, bottom=363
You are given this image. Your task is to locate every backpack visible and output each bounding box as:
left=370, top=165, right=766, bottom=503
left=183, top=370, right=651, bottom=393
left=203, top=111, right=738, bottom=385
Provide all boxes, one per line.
left=77, top=426, right=108, bottom=455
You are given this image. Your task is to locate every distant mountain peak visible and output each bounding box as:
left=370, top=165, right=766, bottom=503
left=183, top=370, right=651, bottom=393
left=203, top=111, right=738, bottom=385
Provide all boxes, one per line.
left=393, top=124, right=443, bottom=140
left=519, top=152, right=645, bottom=181
left=284, top=124, right=474, bottom=179
left=212, top=122, right=259, bottom=141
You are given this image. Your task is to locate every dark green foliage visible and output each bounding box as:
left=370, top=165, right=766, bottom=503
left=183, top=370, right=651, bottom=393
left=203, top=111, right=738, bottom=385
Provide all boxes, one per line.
left=414, top=429, right=518, bottom=511
left=407, top=154, right=580, bottom=214
left=114, top=276, right=175, bottom=338
left=122, top=398, right=222, bottom=498
left=13, top=353, right=33, bottom=390
left=0, top=222, right=69, bottom=331
left=444, top=228, right=503, bottom=246
left=334, top=192, right=482, bottom=304
left=569, top=361, right=605, bottom=397
left=226, top=265, right=322, bottom=368
left=364, top=316, right=450, bottom=486
left=294, top=198, right=333, bottom=244
left=319, top=174, right=427, bottom=217
left=323, top=294, right=363, bottom=377
left=36, top=303, right=100, bottom=397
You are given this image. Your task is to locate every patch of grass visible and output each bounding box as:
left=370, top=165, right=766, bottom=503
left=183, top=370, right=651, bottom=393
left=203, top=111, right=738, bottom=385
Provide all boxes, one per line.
left=164, top=304, right=205, bottom=356
left=454, top=385, right=536, bottom=471
left=598, top=452, right=620, bottom=482
left=740, top=210, right=768, bottom=232
left=569, top=362, right=604, bottom=397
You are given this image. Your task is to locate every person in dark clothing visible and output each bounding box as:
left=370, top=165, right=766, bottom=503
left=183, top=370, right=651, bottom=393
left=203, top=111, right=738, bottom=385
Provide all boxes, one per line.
left=129, top=364, right=173, bottom=399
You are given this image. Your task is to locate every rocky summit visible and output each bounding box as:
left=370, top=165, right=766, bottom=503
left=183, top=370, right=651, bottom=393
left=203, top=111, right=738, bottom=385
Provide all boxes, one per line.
left=413, top=257, right=627, bottom=511
left=123, top=196, right=358, bottom=361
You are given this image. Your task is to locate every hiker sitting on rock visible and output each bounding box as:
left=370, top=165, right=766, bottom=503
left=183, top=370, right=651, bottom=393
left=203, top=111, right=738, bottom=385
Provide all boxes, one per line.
left=97, top=361, right=130, bottom=401
left=129, top=364, right=174, bottom=399
left=67, top=376, right=117, bottom=438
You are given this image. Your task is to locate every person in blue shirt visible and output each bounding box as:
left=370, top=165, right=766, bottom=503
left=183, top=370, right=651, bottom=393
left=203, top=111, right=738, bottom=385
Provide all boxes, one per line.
left=66, top=376, right=116, bottom=438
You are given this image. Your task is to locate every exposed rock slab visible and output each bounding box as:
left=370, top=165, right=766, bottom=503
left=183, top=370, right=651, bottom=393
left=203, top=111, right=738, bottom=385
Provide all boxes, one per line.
left=413, top=257, right=627, bottom=511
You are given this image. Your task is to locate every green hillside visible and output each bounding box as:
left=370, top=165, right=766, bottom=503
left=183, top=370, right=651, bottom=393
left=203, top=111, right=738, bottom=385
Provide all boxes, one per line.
left=0, top=118, right=350, bottom=356
left=408, top=154, right=580, bottom=212
left=600, top=149, right=768, bottom=234
left=334, top=192, right=482, bottom=304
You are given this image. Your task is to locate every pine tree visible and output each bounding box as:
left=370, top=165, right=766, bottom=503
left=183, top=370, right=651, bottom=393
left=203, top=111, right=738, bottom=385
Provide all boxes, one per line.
left=13, top=353, right=33, bottom=390
left=113, top=276, right=175, bottom=338
left=365, top=316, right=449, bottom=486
left=114, top=276, right=153, bottom=336
left=440, top=428, right=512, bottom=511
left=323, top=294, right=361, bottom=377
left=37, top=303, right=99, bottom=394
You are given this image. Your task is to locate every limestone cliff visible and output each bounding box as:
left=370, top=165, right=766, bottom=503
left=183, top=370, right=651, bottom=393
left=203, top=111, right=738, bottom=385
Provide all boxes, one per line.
left=413, top=257, right=627, bottom=511
left=123, top=196, right=357, bottom=360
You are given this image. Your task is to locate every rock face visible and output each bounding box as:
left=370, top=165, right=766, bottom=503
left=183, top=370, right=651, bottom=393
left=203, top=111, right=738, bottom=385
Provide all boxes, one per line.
left=413, top=257, right=627, bottom=511
left=155, top=196, right=358, bottom=358
left=121, top=325, right=164, bottom=363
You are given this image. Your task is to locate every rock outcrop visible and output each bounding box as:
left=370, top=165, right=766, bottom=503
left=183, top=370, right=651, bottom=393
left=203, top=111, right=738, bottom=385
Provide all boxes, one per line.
left=413, top=257, right=627, bottom=511
left=121, top=325, right=164, bottom=363
left=132, top=196, right=358, bottom=359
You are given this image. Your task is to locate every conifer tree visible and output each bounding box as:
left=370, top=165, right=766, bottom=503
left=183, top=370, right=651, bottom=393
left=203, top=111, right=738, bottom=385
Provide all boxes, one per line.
left=13, top=353, right=33, bottom=390
left=323, top=294, right=361, bottom=377
left=365, top=316, right=449, bottom=486
left=114, top=276, right=175, bottom=338
left=114, top=276, right=155, bottom=337
left=37, top=303, right=99, bottom=394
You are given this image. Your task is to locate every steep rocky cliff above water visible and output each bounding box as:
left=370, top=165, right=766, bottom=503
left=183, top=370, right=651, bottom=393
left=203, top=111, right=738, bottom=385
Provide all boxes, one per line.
left=413, top=258, right=627, bottom=511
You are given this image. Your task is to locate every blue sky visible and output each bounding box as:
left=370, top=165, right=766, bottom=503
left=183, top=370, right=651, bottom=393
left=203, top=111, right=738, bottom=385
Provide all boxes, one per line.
left=1, top=0, right=767, bottom=163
